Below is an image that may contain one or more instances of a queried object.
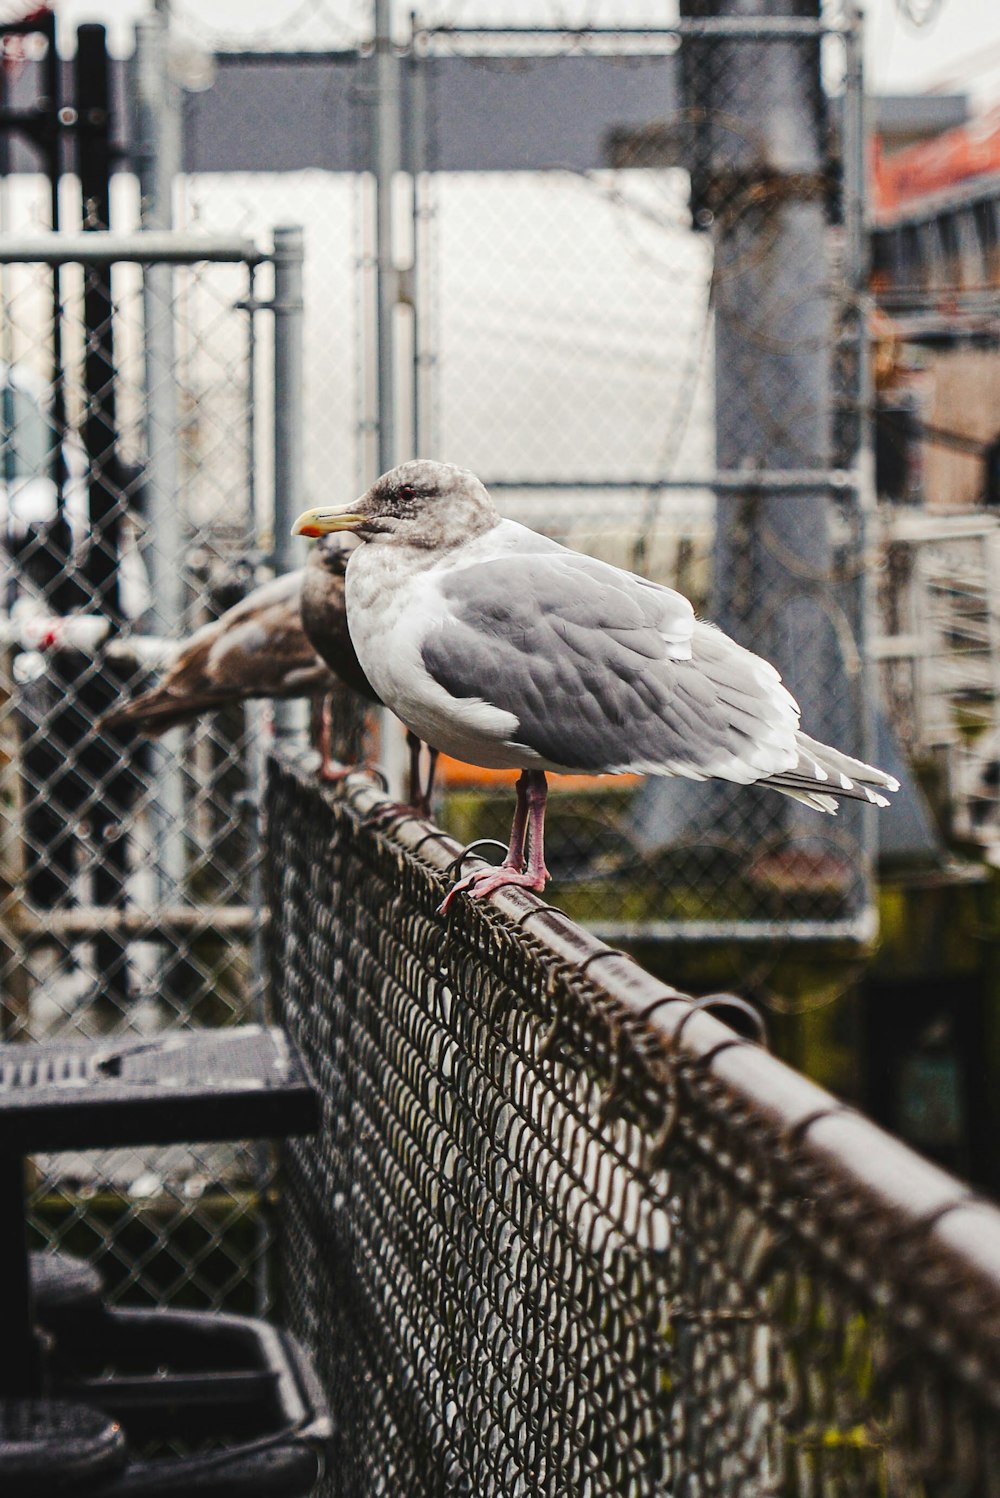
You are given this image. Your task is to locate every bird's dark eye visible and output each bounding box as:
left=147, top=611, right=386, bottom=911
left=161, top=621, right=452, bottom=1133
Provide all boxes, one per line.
left=397, top=484, right=417, bottom=502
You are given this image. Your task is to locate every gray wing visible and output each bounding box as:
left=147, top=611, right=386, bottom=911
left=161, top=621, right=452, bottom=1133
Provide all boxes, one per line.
left=207, top=589, right=331, bottom=698
left=101, top=570, right=333, bottom=736
left=422, top=552, right=800, bottom=781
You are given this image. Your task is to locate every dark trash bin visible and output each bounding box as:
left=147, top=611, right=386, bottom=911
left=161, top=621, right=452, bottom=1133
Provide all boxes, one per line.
left=0, top=1397, right=126, bottom=1496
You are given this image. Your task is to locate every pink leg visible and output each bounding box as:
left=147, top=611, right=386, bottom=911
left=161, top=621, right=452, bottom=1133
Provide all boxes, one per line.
left=318, top=693, right=350, bottom=783
left=440, top=771, right=550, bottom=913
left=419, top=743, right=440, bottom=814
left=522, top=773, right=552, bottom=886
left=405, top=732, right=423, bottom=812
left=367, top=733, right=440, bottom=825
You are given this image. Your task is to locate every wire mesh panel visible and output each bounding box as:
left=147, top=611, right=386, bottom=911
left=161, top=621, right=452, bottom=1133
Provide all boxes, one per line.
left=178, top=171, right=369, bottom=502
left=268, top=748, right=1000, bottom=1498
left=0, top=238, right=279, bottom=1312
left=874, top=513, right=1000, bottom=846
left=146, top=1, right=880, bottom=950
left=410, top=6, right=875, bottom=942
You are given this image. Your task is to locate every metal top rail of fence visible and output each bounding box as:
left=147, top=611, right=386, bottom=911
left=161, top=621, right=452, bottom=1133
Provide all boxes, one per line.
left=0, top=233, right=266, bottom=266
left=266, top=747, right=1000, bottom=1498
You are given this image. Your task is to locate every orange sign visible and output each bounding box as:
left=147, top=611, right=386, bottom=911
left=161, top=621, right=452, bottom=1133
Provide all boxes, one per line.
left=873, top=106, right=1000, bottom=216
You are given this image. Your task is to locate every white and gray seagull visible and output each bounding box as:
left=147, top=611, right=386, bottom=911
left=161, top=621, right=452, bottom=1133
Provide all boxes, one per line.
left=292, top=460, right=898, bottom=912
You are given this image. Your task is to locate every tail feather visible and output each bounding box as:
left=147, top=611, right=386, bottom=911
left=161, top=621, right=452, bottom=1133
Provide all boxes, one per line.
left=761, top=731, right=899, bottom=814
left=99, top=689, right=229, bottom=737
left=795, top=732, right=899, bottom=792
left=769, top=785, right=840, bottom=815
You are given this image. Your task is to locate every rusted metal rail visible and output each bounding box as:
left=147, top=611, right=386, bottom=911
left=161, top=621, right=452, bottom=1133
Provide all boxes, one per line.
left=267, top=748, right=1000, bottom=1498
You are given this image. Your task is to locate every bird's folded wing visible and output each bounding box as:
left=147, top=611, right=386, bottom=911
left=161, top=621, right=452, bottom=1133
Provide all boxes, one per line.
left=422, top=553, right=800, bottom=780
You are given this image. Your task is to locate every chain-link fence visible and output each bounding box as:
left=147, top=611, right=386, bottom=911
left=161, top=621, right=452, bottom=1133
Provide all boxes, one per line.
left=3, top=0, right=892, bottom=1346
left=0, top=229, right=302, bottom=1313
left=408, top=5, right=875, bottom=941
left=171, top=3, right=878, bottom=941
left=875, top=511, right=1000, bottom=846
left=268, top=749, right=1000, bottom=1498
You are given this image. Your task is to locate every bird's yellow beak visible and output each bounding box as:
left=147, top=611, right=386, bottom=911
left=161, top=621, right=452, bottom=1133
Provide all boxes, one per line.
left=290, top=507, right=365, bottom=538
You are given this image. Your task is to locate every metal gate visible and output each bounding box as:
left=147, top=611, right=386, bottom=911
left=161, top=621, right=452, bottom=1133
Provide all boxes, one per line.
left=0, top=227, right=304, bottom=1312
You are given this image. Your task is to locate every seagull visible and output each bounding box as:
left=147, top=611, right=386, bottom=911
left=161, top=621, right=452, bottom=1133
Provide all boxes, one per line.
left=102, top=539, right=380, bottom=784
left=292, top=460, right=899, bottom=911
left=299, top=525, right=438, bottom=814
left=101, top=560, right=336, bottom=738
left=104, top=534, right=439, bottom=813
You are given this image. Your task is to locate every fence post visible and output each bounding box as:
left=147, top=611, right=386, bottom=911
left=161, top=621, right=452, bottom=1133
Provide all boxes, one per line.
left=636, top=1, right=853, bottom=876
left=76, top=23, right=133, bottom=1009
left=842, top=1, right=881, bottom=878
left=373, top=4, right=411, bottom=794
left=272, top=224, right=306, bottom=739
left=374, top=0, right=400, bottom=478
left=134, top=13, right=186, bottom=901
left=706, top=5, right=833, bottom=702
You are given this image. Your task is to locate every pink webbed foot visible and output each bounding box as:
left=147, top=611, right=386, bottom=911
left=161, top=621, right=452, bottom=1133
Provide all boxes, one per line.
left=439, top=769, right=551, bottom=915
left=439, top=859, right=550, bottom=914
left=319, top=758, right=351, bottom=784
left=316, top=693, right=353, bottom=782
left=316, top=754, right=387, bottom=792
left=364, top=736, right=438, bottom=826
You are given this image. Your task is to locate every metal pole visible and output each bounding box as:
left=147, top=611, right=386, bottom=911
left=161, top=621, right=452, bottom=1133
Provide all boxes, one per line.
left=42, top=8, right=67, bottom=536
left=373, top=2, right=411, bottom=795
left=842, top=2, right=879, bottom=876
left=407, top=10, right=429, bottom=459
left=134, top=13, right=186, bottom=901
left=77, top=23, right=121, bottom=621
left=691, top=4, right=835, bottom=693
left=633, top=1, right=848, bottom=866
left=246, top=262, right=259, bottom=540
left=77, top=23, right=133, bottom=1008
left=374, top=0, right=400, bottom=476
left=0, top=232, right=261, bottom=264
left=272, top=224, right=306, bottom=739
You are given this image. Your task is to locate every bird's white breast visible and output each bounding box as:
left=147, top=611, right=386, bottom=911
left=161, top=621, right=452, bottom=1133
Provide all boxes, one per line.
left=344, top=542, right=527, bottom=767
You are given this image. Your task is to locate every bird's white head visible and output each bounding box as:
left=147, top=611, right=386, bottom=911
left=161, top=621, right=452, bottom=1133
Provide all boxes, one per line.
left=291, top=460, right=498, bottom=552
